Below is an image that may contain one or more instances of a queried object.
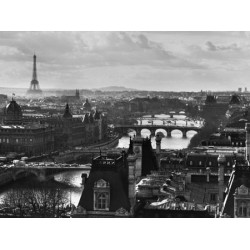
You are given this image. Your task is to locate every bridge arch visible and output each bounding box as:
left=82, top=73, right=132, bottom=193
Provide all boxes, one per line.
left=140, top=128, right=152, bottom=138
left=171, top=129, right=184, bottom=138
left=155, top=128, right=167, bottom=137
left=127, top=128, right=137, bottom=137
left=12, top=169, right=45, bottom=181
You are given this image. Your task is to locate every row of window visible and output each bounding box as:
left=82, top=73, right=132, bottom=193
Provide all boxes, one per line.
left=232, top=142, right=244, bottom=146
left=189, top=161, right=231, bottom=166
left=0, top=138, right=33, bottom=144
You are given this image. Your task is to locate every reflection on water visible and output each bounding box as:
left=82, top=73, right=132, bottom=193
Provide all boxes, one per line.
left=0, top=170, right=90, bottom=207
left=0, top=114, right=201, bottom=211
left=53, top=170, right=90, bottom=205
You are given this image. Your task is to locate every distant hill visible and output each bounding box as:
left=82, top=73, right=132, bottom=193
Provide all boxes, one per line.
left=95, top=86, right=138, bottom=92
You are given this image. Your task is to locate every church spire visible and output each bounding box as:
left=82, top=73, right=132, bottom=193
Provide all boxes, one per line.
left=63, top=103, right=72, bottom=119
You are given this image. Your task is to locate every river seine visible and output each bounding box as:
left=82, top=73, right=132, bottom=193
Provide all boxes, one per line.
left=0, top=114, right=200, bottom=209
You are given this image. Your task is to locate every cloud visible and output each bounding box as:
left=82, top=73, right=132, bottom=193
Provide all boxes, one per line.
left=1, top=31, right=248, bottom=91
left=205, top=41, right=241, bottom=51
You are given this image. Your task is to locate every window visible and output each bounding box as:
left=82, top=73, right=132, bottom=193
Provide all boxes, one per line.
left=16, top=138, right=19, bottom=143
left=190, top=161, right=193, bottom=166
left=227, top=162, right=230, bottom=167
left=199, top=161, right=202, bottom=166
left=0, top=138, right=1, bottom=143
left=96, top=193, right=108, bottom=210
left=6, top=138, right=9, bottom=144
left=239, top=202, right=247, bottom=217
left=93, top=179, right=110, bottom=211
left=209, top=161, right=212, bottom=166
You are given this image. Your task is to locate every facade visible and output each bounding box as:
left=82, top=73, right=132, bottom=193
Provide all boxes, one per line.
left=72, top=135, right=159, bottom=217
left=0, top=99, right=105, bottom=155
left=0, top=123, right=54, bottom=155
left=72, top=154, right=131, bottom=218
left=0, top=99, right=54, bottom=155
left=220, top=163, right=250, bottom=218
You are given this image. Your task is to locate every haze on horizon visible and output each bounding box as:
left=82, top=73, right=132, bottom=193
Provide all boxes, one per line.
left=0, top=31, right=250, bottom=92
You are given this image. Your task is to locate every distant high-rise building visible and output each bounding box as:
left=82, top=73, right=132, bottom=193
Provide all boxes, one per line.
left=245, top=87, right=248, bottom=92
left=238, top=87, right=242, bottom=92
left=27, top=54, right=43, bottom=97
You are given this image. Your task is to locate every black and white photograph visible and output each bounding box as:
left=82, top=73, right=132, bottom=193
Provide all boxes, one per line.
left=2, top=30, right=250, bottom=219
left=0, top=0, right=249, bottom=249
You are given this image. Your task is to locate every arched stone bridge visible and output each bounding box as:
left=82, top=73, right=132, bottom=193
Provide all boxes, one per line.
left=10, top=165, right=91, bottom=182
left=114, top=124, right=201, bottom=138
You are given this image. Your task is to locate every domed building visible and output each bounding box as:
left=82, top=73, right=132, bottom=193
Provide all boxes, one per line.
left=83, top=98, right=92, bottom=111
left=3, top=98, right=23, bottom=124
left=0, top=99, right=55, bottom=155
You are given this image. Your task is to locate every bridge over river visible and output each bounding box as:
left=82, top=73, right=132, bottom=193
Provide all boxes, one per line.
left=0, top=164, right=92, bottom=184
left=114, top=124, right=202, bottom=138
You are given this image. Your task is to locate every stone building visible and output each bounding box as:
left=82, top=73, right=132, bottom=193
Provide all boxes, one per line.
left=0, top=99, right=105, bottom=155
left=72, top=135, right=159, bottom=217
left=0, top=99, right=54, bottom=155
left=72, top=153, right=131, bottom=218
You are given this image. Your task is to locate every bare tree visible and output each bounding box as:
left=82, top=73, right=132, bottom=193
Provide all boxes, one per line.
left=1, top=184, right=70, bottom=217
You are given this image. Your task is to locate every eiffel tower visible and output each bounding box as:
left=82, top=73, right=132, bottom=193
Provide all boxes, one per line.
left=27, top=54, right=43, bottom=97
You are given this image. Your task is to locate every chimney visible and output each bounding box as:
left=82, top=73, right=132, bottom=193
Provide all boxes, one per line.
left=245, top=123, right=250, bottom=163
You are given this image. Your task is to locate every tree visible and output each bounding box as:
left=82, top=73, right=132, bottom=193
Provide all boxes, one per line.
left=1, top=183, right=69, bottom=217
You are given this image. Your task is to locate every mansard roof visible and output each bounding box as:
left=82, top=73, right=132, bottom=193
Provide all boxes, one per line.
left=78, top=155, right=130, bottom=212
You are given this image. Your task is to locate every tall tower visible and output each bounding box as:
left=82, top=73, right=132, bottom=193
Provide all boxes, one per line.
left=27, top=54, right=42, bottom=97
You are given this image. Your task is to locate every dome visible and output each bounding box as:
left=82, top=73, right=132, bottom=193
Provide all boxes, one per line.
left=4, top=99, right=22, bottom=116
left=83, top=98, right=91, bottom=109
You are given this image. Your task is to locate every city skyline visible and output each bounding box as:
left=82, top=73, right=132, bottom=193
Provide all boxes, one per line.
left=1, top=31, right=250, bottom=92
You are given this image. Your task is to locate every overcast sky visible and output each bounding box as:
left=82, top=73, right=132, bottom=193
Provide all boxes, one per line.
left=1, top=31, right=250, bottom=91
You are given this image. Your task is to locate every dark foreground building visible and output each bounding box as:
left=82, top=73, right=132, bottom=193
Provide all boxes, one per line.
left=72, top=136, right=214, bottom=218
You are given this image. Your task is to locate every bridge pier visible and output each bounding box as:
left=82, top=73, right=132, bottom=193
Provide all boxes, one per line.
left=167, top=130, right=172, bottom=138
left=182, top=130, right=187, bottom=138
left=135, top=128, right=140, bottom=136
